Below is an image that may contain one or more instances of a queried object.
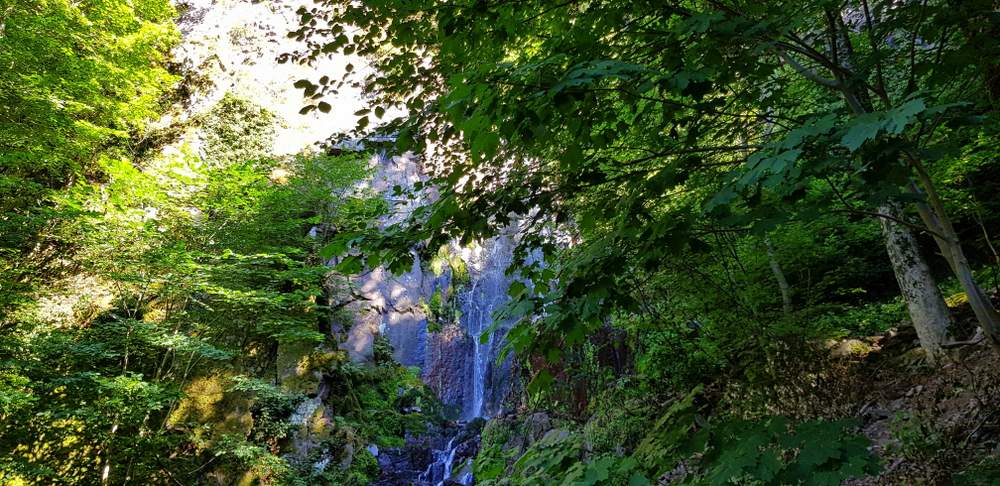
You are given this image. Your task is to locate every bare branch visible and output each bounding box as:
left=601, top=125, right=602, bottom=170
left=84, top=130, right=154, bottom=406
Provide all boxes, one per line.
left=778, top=50, right=841, bottom=89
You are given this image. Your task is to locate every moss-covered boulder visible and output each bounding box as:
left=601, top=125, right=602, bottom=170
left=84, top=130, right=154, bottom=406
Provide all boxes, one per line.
left=166, top=373, right=254, bottom=445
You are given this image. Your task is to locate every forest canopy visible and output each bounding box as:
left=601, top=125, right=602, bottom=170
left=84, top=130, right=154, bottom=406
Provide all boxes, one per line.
left=294, top=0, right=1000, bottom=483
left=296, top=0, right=1000, bottom=363
left=3, top=0, right=1000, bottom=484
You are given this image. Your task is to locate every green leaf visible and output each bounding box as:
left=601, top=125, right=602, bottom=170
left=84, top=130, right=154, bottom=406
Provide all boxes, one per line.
left=472, top=131, right=500, bottom=161
left=508, top=280, right=527, bottom=298
left=779, top=114, right=836, bottom=149
left=335, top=255, right=363, bottom=274
left=841, top=100, right=926, bottom=151
left=527, top=369, right=554, bottom=398
left=705, top=187, right=737, bottom=211
left=884, top=98, right=926, bottom=134
left=628, top=472, right=650, bottom=486
left=840, top=113, right=884, bottom=151
left=319, top=233, right=359, bottom=259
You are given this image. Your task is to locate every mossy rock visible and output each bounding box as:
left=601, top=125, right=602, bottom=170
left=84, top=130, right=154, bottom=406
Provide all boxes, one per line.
left=429, top=244, right=471, bottom=284
left=166, top=373, right=253, bottom=445
left=276, top=341, right=340, bottom=396
left=304, top=404, right=335, bottom=442
left=829, top=338, right=874, bottom=358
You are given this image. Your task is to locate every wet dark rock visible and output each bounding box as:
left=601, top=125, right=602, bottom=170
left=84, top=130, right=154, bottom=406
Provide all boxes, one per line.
left=524, top=412, right=554, bottom=442
left=424, top=323, right=473, bottom=411
left=371, top=421, right=480, bottom=486
left=374, top=439, right=434, bottom=486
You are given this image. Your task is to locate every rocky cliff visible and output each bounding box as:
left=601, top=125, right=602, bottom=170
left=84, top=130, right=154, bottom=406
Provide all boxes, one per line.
left=168, top=1, right=519, bottom=482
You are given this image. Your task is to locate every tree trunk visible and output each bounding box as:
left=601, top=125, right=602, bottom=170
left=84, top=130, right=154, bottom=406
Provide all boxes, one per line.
left=780, top=6, right=996, bottom=356
left=879, top=202, right=952, bottom=365
left=764, top=235, right=793, bottom=315
left=814, top=76, right=952, bottom=362
left=908, top=173, right=1000, bottom=351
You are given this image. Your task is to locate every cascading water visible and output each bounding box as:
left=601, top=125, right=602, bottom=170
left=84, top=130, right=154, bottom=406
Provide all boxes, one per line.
left=360, top=154, right=520, bottom=418
left=457, top=236, right=516, bottom=420
left=349, top=151, right=520, bottom=485
left=165, top=1, right=520, bottom=481
left=421, top=227, right=562, bottom=486
left=418, top=437, right=457, bottom=486
left=410, top=234, right=518, bottom=486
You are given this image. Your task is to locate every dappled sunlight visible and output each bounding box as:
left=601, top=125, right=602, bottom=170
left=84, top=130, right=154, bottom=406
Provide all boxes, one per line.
left=32, top=275, right=116, bottom=328
left=5, top=0, right=1000, bottom=484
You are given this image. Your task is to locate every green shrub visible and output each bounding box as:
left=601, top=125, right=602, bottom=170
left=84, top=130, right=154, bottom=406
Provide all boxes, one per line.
left=954, top=455, right=1000, bottom=486
left=199, top=94, right=277, bottom=166
left=808, top=300, right=907, bottom=338
left=630, top=388, right=879, bottom=485
left=888, top=411, right=945, bottom=463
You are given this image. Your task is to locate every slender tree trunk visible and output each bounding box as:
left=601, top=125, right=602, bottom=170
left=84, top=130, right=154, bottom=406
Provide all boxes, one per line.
left=907, top=170, right=1000, bottom=351
left=808, top=68, right=955, bottom=361
left=764, top=235, right=793, bottom=315
left=879, top=202, right=952, bottom=365
left=779, top=5, right=994, bottom=356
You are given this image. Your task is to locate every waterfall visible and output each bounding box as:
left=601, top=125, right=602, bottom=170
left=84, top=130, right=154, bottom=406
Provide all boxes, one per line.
left=348, top=152, right=520, bottom=485
left=419, top=437, right=456, bottom=486
left=345, top=151, right=520, bottom=419
left=456, top=235, right=515, bottom=420
left=405, top=235, right=516, bottom=485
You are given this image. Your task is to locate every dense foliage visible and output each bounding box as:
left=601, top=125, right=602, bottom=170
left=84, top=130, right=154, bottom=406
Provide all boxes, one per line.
left=0, top=0, right=178, bottom=309
left=0, top=3, right=439, bottom=482
left=292, top=0, right=1000, bottom=483
left=0, top=83, right=427, bottom=482
left=4, top=0, right=1000, bottom=484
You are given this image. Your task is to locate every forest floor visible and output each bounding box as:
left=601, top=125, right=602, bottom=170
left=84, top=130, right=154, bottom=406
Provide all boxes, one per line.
left=837, top=302, right=1000, bottom=484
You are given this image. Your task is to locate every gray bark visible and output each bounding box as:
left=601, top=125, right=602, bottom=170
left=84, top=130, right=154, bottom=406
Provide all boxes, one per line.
left=879, top=202, right=952, bottom=365
left=908, top=177, right=1000, bottom=351
left=764, top=235, right=793, bottom=315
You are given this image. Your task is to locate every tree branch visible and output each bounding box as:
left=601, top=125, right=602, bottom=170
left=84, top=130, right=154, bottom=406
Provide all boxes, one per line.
left=778, top=50, right=841, bottom=89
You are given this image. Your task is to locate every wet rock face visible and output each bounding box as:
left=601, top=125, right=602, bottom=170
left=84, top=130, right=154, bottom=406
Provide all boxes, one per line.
left=375, top=443, right=431, bottom=486
left=424, top=324, right=473, bottom=412
left=341, top=152, right=440, bottom=368
left=339, top=152, right=520, bottom=420
left=343, top=260, right=433, bottom=367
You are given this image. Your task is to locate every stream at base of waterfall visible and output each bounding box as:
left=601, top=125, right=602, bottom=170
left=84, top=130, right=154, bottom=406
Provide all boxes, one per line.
left=372, top=418, right=484, bottom=486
